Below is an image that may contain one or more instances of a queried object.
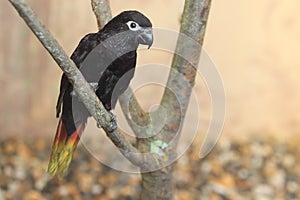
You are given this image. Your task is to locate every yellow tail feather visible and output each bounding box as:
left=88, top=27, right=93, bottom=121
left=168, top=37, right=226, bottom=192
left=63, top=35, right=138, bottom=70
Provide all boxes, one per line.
left=47, top=119, right=83, bottom=178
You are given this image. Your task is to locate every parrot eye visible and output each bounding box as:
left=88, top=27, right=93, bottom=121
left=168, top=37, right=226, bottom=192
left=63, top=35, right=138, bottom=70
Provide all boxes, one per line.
left=126, top=21, right=140, bottom=31
left=130, top=23, right=136, bottom=28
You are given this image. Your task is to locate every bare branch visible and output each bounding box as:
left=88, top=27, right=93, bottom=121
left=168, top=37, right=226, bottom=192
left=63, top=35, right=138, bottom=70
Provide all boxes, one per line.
left=8, top=0, right=161, bottom=170
left=9, top=0, right=111, bottom=128
left=118, top=88, right=151, bottom=134
left=160, top=0, right=212, bottom=130
left=139, top=0, right=213, bottom=199
left=91, top=0, right=112, bottom=29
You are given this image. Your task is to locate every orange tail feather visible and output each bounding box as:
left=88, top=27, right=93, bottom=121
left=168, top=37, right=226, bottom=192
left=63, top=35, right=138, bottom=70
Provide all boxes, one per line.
left=47, top=119, right=85, bottom=178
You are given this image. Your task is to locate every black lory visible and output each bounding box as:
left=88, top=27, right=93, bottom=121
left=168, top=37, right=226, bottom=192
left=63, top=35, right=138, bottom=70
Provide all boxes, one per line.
left=47, top=11, right=153, bottom=177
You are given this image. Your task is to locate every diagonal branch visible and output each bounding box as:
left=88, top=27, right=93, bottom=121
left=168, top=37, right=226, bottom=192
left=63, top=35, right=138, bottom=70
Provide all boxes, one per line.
left=8, top=0, right=160, bottom=171
left=118, top=88, right=151, bottom=137
left=160, top=0, right=212, bottom=132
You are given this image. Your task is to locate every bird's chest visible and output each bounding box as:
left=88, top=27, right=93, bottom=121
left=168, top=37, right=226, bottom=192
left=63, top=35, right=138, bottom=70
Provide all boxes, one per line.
left=108, top=51, right=137, bottom=77
left=79, top=41, right=136, bottom=79
left=77, top=49, right=136, bottom=95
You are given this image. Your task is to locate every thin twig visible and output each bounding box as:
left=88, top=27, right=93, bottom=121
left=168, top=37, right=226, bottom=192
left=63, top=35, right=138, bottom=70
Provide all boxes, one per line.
left=8, top=0, right=160, bottom=170
left=118, top=88, right=151, bottom=134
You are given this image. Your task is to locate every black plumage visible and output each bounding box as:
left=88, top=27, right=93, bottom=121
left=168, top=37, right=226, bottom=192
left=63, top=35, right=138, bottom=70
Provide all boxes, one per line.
left=47, top=10, right=153, bottom=177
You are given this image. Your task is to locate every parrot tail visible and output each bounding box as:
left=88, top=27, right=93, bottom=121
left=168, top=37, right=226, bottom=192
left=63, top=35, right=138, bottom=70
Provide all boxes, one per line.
left=47, top=118, right=85, bottom=178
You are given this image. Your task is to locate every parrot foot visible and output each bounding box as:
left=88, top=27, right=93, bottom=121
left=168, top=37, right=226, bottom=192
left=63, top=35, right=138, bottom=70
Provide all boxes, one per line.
left=97, top=111, right=117, bottom=132
left=107, top=111, right=117, bottom=132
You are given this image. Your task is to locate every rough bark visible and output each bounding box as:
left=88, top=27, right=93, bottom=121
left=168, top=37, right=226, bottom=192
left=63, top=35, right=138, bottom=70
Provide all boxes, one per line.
left=91, top=0, right=112, bottom=29
left=140, top=0, right=212, bottom=199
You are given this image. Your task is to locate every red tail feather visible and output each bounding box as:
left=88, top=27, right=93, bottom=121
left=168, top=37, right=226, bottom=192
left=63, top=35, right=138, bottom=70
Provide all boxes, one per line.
left=47, top=119, right=85, bottom=177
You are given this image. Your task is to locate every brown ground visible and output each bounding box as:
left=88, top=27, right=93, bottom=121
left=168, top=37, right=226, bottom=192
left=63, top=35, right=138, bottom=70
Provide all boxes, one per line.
left=0, top=136, right=299, bottom=200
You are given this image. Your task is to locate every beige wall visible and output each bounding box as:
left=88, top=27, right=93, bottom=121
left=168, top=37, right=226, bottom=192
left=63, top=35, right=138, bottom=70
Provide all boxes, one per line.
left=1, top=0, right=300, bottom=138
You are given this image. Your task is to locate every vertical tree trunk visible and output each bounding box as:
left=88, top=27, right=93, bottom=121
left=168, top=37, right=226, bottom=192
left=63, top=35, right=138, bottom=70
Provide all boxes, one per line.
left=139, top=0, right=212, bottom=199
left=140, top=167, right=174, bottom=200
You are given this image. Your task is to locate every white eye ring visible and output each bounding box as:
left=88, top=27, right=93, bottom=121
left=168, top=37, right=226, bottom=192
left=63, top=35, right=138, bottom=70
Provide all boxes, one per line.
left=126, top=21, right=141, bottom=31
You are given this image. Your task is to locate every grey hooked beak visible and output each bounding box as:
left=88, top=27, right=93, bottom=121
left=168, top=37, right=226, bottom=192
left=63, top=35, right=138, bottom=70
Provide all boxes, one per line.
left=138, top=28, right=153, bottom=49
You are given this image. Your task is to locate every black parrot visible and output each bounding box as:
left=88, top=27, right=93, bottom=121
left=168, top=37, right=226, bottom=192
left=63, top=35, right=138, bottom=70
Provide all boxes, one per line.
left=47, top=11, right=153, bottom=177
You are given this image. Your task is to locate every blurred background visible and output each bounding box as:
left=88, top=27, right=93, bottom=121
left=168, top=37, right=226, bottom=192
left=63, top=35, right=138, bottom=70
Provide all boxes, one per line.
left=1, top=0, right=300, bottom=139
left=1, top=0, right=300, bottom=199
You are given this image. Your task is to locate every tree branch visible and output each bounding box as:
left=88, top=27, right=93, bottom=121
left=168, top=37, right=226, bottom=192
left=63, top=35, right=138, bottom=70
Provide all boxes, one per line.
left=91, top=0, right=112, bottom=29
left=139, top=0, right=213, bottom=199
left=161, top=0, right=212, bottom=129
left=8, top=0, right=161, bottom=171
left=119, top=88, right=151, bottom=133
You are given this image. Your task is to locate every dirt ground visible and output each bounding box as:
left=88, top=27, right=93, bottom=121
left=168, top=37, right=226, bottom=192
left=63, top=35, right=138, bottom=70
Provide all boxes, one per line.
left=0, top=136, right=299, bottom=200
